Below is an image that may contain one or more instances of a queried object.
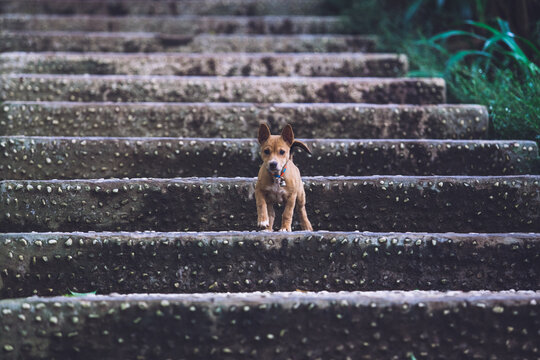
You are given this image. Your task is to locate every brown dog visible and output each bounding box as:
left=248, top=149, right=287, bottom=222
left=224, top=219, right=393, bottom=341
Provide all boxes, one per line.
left=255, top=123, right=313, bottom=232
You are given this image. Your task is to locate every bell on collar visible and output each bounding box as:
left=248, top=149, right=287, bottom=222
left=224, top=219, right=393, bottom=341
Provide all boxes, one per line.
left=279, top=178, right=286, bottom=187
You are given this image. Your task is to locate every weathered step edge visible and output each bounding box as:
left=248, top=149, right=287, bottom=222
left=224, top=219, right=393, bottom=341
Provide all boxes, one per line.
left=0, top=0, right=330, bottom=16
left=0, top=32, right=377, bottom=53
left=0, top=75, right=446, bottom=104
left=0, top=291, right=539, bottom=359
left=0, top=102, right=487, bottom=139
left=1, top=137, right=537, bottom=179
left=1, top=176, right=538, bottom=233
left=0, top=52, right=408, bottom=77
left=0, top=15, right=348, bottom=34
left=1, top=231, right=539, bottom=298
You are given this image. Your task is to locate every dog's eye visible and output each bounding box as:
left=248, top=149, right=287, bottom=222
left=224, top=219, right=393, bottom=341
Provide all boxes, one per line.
left=264, top=149, right=270, bottom=155
left=279, top=150, right=285, bottom=155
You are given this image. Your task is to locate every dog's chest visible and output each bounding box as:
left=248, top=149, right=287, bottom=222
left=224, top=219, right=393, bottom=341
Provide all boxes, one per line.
left=264, top=182, right=288, bottom=204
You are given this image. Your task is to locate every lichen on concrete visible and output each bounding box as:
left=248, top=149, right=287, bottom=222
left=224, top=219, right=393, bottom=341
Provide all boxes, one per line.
left=0, top=176, right=538, bottom=233
left=0, top=231, right=539, bottom=297
left=0, top=102, right=488, bottom=139
left=0, top=74, right=446, bottom=104
left=0, top=291, right=538, bottom=359
left=0, top=137, right=537, bottom=179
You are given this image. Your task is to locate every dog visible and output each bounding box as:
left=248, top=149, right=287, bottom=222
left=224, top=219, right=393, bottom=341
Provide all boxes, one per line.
left=255, top=123, right=313, bottom=232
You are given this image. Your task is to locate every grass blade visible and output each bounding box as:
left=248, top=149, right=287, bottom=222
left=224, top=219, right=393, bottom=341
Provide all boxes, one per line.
left=405, top=0, right=425, bottom=22
left=445, top=50, right=491, bottom=73
left=429, top=30, right=486, bottom=43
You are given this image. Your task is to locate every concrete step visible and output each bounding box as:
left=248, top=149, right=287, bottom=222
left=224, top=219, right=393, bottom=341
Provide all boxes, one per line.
left=1, top=137, right=537, bottom=179
left=0, top=52, right=408, bottom=77
left=0, top=291, right=538, bottom=359
left=0, top=31, right=377, bottom=53
left=0, top=75, right=446, bottom=104
left=0, top=15, right=347, bottom=34
left=1, top=176, right=538, bottom=233
left=1, top=231, right=539, bottom=298
left=0, top=0, right=329, bottom=16
left=0, top=102, right=488, bottom=139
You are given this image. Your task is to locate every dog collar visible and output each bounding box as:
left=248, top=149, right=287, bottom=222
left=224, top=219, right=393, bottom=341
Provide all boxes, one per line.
left=274, top=165, right=286, bottom=179
left=270, top=160, right=288, bottom=187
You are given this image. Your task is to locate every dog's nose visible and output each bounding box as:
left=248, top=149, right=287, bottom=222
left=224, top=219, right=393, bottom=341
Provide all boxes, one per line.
left=269, top=161, right=278, bottom=170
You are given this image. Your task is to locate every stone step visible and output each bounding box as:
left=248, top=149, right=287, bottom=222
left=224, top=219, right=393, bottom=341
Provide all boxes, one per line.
left=1, top=137, right=537, bottom=179
left=0, top=52, right=408, bottom=77
left=1, top=176, right=538, bottom=233
left=0, top=291, right=538, bottom=359
left=0, top=31, right=377, bottom=53
left=1, top=102, right=487, bottom=139
left=0, top=75, right=446, bottom=104
left=0, top=0, right=328, bottom=16
left=1, top=231, right=539, bottom=298
left=0, top=15, right=347, bottom=34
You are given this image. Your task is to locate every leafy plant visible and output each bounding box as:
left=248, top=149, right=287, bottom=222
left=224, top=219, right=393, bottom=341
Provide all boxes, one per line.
left=416, top=19, right=540, bottom=140
left=64, top=289, right=97, bottom=297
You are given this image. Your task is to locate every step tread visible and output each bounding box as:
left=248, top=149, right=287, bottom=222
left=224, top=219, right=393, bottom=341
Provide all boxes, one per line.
left=0, top=52, right=408, bottom=77
left=0, top=0, right=330, bottom=16
left=0, top=14, right=347, bottom=34
left=1, top=137, right=537, bottom=178
left=1, top=290, right=538, bottom=360
left=0, top=75, right=446, bottom=104
left=1, top=231, right=538, bottom=297
left=1, top=175, right=538, bottom=233
left=0, top=101, right=487, bottom=139
left=0, top=31, right=377, bottom=53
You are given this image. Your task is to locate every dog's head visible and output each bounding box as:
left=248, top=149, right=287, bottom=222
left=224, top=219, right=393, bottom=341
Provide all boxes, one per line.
left=258, top=123, right=311, bottom=175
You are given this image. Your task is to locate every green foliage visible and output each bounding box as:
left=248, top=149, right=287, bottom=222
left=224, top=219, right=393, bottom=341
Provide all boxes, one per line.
left=331, top=0, right=540, bottom=141
left=417, top=19, right=540, bottom=140
left=448, top=65, right=540, bottom=140
left=64, top=289, right=97, bottom=297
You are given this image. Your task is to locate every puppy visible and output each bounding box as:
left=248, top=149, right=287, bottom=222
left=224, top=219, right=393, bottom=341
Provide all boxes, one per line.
left=255, top=123, right=313, bottom=232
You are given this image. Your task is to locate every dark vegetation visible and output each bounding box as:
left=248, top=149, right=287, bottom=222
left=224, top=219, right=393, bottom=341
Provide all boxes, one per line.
left=326, top=0, right=540, bottom=141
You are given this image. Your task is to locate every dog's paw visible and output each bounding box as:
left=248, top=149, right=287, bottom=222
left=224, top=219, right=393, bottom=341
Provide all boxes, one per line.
left=278, top=228, right=291, bottom=232
left=258, top=220, right=270, bottom=230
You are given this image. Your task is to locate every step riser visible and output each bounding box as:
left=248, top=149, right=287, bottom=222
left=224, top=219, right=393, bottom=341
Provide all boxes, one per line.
left=1, top=232, right=538, bottom=298
left=0, top=75, right=446, bottom=104
left=0, top=102, right=488, bottom=139
left=0, top=0, right=328, bottom=16
left=0, top=292, right=538, bottom=359
left=0, top=15, right=346, bottom=34
left=0, top=32, right=376, bottom=53
left=0, top=53, right=407, bottom=77
left=1, top=138, right=537, bottom=179
left=1, top=177, right=538, bottom=233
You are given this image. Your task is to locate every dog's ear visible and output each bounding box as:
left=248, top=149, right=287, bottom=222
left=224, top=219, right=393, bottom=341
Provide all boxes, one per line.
left=258, top=123, right=271, bottom=144
left=281, top=124, right=294, bottom=146
left=291, top=140, right=312, bottom=155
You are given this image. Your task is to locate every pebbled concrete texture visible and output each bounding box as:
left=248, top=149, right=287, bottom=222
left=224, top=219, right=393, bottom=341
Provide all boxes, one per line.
left=0, top=231, right=539, bottom=297
left=0, top=176, right=538, bottom=233
left=0, top=32, right=377, bottom=53
left=0, top=74, right=446, bottom=104
left=0, top=291, right=539, bottom=359
left=0, top=0, right=330, bottom=16
left=0, top=102, right=488, bottom=139
left=0, top=52, right=408, bottom=77
left=0, top=137, right=537, bottom=179
left=0, top=15, right=348, bottom=34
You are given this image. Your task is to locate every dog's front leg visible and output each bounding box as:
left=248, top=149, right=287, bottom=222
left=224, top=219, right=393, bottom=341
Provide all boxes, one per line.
left=267, top=203, right=275, bottom=231
left=279, top=193, right=297, bottom=232
left=255, top=189, right=271, bottom=231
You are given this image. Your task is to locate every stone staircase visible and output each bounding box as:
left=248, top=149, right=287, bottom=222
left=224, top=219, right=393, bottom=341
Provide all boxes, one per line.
left=0, top=1, right=539, bottom=359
